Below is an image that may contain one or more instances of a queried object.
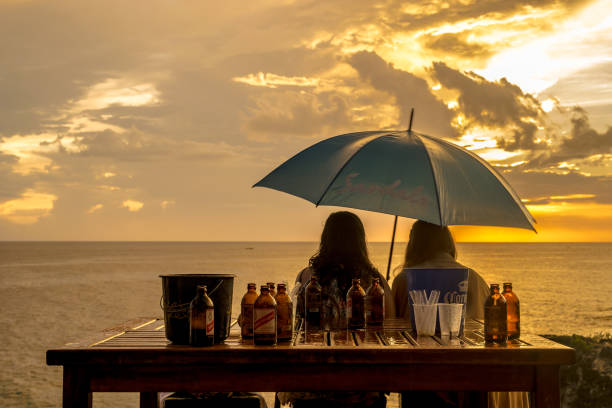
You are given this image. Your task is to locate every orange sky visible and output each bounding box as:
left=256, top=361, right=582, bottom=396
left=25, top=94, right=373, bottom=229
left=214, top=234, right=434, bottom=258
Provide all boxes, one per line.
left=1, top=0, right=611, bottom=241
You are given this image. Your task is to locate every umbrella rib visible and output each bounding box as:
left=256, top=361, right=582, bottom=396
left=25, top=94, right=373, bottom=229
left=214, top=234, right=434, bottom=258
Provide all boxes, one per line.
left=418, top=132, right=536, bottom=230
left=415, top=133, right=443, bottom=225
left=314, top=132, right=393, bottom=206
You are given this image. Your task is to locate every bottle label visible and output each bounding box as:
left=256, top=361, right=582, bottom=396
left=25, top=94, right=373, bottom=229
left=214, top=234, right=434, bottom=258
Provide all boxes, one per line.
left=241, top=304, right=254, bottom=336
left=254, top=308, right=276, bottom=334
left=206, top=309, right=214, bottom=336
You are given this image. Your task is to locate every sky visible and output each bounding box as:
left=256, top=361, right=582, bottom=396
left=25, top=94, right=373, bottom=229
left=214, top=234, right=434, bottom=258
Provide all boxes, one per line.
left=1, top=0, right=611, bottom=242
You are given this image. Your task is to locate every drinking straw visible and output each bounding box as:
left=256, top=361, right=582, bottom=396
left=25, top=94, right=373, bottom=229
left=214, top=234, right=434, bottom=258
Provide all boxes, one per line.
left=409, top=290, right=418, bottom=304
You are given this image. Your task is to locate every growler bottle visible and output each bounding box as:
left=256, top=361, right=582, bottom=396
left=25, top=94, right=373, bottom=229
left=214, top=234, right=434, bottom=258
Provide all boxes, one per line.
left=304, top=276, right=322, bottom=332
left=189, top=285, right=214, bottom=346
left=503, top=282, right=520, bottom=340
left=347, top=278, right=366, bottom=330
left=365, top=278, right=385, bottom=327
left=275, top=283, right=293, bottom=341
left=253, top=285, right=277, bottom=345
left=484, top=283, right=507, bottom=345
left=267, top=282, right=276, bottom=297
left=240, top=283, right=258, bottom=339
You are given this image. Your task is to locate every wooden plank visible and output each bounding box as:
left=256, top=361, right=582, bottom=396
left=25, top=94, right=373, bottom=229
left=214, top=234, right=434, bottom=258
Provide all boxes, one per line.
left=88, top=363, right=536, bottom=393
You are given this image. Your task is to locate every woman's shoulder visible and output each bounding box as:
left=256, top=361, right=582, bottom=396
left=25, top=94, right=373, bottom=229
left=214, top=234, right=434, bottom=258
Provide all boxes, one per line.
left=295, top=266, right=314, bottom=284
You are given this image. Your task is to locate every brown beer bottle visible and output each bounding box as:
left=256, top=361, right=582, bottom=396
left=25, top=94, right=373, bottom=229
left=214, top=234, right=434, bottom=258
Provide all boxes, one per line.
left=240, top=283, right=258, bottom=339
left=253, top=285, right=277, bottom=345
left=189, top=285, right=214, bottom=347
left=503, top=282, right=520, bottom=340
left=484, top=283, right=507, bottom=345
left=275, top=283, right=293, bottom=342
left=366, top=278, right=385, bottom=327
left=347, top=278, right=366, bottom=330
left=305, top=276, right=322, bottom=332
left=267, top=282, right=276, bottom=297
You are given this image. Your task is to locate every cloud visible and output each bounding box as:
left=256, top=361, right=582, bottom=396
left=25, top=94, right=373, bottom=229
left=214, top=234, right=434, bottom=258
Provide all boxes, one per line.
left=346, top=51, right=457, bottom=137
left=233, top=72, right=321, bottom=89
left=0, top=189, right=57, bottom=224
left=244, top=91, right=355, bottom=139
left=87, top=203, right=103, bottom=214
left=527, top=107, right=612, bottom=167
left=160, top=200, right=175, bottom=210
left=430, top=61, right=544, bottom=150
left=503, top=167, right=612, bottom=205
left=122, top=200, right=143, bottom=212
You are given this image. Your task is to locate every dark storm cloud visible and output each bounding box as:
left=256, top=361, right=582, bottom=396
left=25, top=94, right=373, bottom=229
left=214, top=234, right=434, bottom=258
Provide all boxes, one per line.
left=346, top=51, right=456, bottom=137
left=527, top=107, right=612, bottom=168
left=431, top=62, right=543, bottom=149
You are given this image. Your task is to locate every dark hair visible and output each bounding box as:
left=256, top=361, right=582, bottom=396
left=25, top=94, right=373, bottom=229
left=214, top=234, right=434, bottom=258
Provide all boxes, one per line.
left=309, top=211, right=377, bottom=289
left=403, top=220, right=457, bottom=267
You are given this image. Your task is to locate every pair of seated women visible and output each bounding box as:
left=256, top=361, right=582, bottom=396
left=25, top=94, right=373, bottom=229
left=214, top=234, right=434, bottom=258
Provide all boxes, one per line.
left=279, top=211, right=526, bottom=408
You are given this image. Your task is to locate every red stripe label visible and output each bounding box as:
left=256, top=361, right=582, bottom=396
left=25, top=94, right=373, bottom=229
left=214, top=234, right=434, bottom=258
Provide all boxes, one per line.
left=254, top=309, right=275, bottom=333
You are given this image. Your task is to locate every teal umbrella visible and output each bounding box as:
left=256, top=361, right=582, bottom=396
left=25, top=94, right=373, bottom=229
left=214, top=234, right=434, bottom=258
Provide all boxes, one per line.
left=253, top=116, right=536, bottom=278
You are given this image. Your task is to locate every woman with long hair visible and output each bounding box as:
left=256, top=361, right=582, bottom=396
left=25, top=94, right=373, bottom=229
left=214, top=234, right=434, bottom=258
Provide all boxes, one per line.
left=392, top=220, right=488, bottom=321
left=295, top=211, right=394, bottom=324
left=278, top=211, right=393, bottom=408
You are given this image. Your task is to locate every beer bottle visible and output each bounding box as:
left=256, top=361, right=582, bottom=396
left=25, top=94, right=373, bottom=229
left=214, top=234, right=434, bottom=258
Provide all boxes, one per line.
left=503, top=282, right=520, bottom=340
left=240, top=283, right=258, bottom=339
left=347, top=278, right=366, bottom=330
left=275, top=283, right=293, bottom=342
left=484, top=283, right=507, bottom=345
left=267, top=282, right=276, bottom=297
left=189, top=285, right=214, bottom=347
left=304, top=276, right=322, bottom=332
left=365, top=278, right=385, bottom=327
left=253, top=285, right=277, bottom=345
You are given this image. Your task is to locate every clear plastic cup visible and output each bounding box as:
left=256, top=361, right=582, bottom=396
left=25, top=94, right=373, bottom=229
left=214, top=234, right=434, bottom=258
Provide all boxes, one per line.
left=437, top=303, right=463, bottom=337
left=412, top=304, right=437, bottom=336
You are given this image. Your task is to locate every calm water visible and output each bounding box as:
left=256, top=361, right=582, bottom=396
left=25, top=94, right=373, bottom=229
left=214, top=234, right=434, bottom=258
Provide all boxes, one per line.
left=1, top=242, right=611, bottom=407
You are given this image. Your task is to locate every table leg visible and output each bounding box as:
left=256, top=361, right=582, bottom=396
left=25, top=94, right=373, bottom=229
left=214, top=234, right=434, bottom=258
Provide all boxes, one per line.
left=63, top=367, right=92, bottom=408
left=535, top=366, right=560, bottom=408
left=140, top=392, right=159, bottom=408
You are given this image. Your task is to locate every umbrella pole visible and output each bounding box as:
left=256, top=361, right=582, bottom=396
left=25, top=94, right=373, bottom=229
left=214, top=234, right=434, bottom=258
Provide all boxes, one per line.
left=386, top=108, right=414, bottom=281
left=385, top=215, right=398, bottom=281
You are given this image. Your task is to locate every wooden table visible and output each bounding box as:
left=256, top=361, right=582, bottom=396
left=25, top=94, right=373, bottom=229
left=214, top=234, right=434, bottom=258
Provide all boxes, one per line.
left=47, top=318, right=575, bottom=408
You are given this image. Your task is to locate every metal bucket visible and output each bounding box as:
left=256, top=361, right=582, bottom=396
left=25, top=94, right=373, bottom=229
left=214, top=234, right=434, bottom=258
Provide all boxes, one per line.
left=160, top=274, right=235, bottom=344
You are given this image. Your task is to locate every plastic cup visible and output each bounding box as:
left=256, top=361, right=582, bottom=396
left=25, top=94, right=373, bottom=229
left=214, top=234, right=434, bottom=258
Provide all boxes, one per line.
left=412, top=304, right=437, bottom=336
left=438, top=303, right=463, bottom=337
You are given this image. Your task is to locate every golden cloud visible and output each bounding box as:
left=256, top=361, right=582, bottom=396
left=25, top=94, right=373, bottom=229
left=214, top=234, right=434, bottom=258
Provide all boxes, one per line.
left=0, top=190, right=57, bottom=224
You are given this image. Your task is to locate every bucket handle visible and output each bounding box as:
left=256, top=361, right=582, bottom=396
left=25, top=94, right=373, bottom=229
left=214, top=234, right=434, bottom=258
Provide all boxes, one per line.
left=160, top=279, right=225, bottom=311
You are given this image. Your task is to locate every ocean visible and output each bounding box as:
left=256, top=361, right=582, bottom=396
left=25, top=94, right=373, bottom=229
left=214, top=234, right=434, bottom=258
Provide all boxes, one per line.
left=1, top=241, right=611, bottom=407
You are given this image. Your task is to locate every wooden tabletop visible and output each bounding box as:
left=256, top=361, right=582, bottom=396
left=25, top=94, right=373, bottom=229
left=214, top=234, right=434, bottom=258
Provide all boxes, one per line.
left=47, top=318, right=575, bottom=367
left=46, top=317, right=576, bottom=408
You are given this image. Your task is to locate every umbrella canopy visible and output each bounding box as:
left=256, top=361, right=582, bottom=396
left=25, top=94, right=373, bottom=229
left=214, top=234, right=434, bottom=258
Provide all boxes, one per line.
left=254, top=130, right=536, bottom=231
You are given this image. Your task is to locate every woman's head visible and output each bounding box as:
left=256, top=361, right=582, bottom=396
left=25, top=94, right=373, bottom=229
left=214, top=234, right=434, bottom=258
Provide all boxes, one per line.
left=310, top=211, right=375, bottom=280
left=403, top=220, right=456, bottom=267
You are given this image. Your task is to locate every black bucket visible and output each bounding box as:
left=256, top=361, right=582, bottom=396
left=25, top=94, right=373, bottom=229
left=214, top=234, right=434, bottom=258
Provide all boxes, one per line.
left=160, top=274, right=235, bottom=344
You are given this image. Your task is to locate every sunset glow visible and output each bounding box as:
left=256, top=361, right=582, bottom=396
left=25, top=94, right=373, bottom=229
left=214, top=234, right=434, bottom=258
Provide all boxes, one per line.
left=0, top=0, right=611, bottom=241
